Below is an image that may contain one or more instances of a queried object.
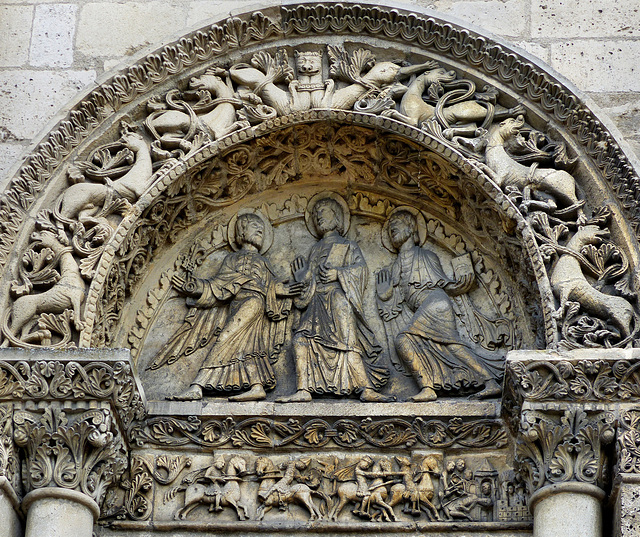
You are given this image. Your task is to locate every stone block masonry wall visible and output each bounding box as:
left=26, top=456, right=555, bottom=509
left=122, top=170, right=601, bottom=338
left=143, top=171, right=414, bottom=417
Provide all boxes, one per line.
left=0, top=0, right=639, bottom=186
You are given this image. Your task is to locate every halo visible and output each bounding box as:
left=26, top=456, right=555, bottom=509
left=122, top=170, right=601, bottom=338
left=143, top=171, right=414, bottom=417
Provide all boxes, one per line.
left=227, top=208, right=274, bottom=254
left=304, top=192, right=351, bottom=239
left=381, top=206, right=427, bottom=252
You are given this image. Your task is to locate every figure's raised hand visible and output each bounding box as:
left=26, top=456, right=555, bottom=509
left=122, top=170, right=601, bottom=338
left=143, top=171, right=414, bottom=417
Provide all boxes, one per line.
left=376, top=268, right=393, bottom=300
left=291, top=256, right=309, bottom=282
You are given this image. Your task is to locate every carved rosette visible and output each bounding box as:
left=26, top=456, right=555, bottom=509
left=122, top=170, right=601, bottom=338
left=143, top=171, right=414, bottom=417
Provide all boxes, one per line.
left=13, top=405, right=127, bottom=504
left=515, top=408, right=615, bottom=493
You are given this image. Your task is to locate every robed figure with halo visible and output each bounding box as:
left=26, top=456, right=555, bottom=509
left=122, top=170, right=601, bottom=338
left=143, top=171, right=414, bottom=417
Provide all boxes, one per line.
left=148, top=209, right=303, bottom=401
left=278, top=192, right=393, bottom=403
left=376, top=207, right=503, bottom=402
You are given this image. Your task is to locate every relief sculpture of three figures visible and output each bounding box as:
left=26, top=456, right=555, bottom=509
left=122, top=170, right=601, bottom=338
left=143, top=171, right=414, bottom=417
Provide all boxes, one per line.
left=148, top=192, right=503, bottom=402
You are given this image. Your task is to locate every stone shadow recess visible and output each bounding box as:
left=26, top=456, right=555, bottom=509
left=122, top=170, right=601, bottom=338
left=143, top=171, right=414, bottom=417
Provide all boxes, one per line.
left=0, top=3, right=639, bottom=537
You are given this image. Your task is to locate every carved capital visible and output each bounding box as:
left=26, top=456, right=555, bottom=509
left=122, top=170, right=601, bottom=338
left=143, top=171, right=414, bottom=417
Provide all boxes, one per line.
left=0, top=348, right=146, bottom=435
left=515, top=407, right=614, bottom=493
left=13, top=405, right=127, bottom=504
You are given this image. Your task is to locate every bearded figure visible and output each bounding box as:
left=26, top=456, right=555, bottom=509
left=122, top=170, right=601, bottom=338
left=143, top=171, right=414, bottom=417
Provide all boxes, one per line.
left=376, top=208, right=503, bottom=402
left=149, top=210, right=302, bottom=401
left=278, top=192, right=392, bottom=403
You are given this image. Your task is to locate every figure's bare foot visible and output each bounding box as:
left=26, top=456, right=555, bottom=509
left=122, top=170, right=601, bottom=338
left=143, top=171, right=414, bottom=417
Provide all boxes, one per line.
left=167, top=384, right=203, bottom=401
left=276, top=390, right=312, bottom=403
left=360, top=388, right=396, bottom=402
left=229, top=384, right=266, bottom=402
left=469, top=379, right=501, bottom=400
left=409, top=387, right=437, bottom=402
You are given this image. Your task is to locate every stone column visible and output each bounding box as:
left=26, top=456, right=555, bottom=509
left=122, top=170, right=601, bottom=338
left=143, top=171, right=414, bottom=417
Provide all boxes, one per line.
left=0, top=404, right=22, bottom=537
left=514, top=406, right=614, bottom=537
left=14, top=404, right=127, bottom=537
left=22, top=488, right=98, bottom=537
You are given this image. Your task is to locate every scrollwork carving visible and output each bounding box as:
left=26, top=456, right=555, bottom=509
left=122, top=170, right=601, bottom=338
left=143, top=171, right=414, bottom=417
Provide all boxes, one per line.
left=617, top=409, right=640, bottom=475
left=0, top=404, right=19, bottom=492
left=505, top=355, right=640, bottom=403
left=130, top=415, right=507, bottom=450
left=13, top=406, right=127, bottom=504
left=0, top=357, right=145, bottom=430
left=515, top=407, right=614, bottom=493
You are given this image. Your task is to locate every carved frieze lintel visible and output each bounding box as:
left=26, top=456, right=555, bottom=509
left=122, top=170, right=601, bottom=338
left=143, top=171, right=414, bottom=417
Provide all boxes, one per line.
left=13, top=402, right=128, bottom=506
left=131, top=400, right=507, bottom=450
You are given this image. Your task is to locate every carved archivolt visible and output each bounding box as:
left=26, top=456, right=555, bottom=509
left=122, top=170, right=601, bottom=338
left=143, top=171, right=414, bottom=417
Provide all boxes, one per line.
left=1, top=3, right=639, bottom=531
left=0, top=3, right=638, bottom=362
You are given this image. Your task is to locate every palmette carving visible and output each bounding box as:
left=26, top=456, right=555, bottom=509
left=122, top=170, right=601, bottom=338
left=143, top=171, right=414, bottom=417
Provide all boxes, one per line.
left=13, top=407, right=127, bottom=504
left=130, top=415, right=507, bottom=450
left=515, top=407, right=614, bottom=492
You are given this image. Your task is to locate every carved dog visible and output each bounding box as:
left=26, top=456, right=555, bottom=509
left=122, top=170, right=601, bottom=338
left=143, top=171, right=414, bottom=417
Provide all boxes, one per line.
left=485, top=115, right=582, bottom=212
left=55, top=130, right=153, bottom=238
left=5, top=230, right=85, bottom=343
left=550, top=225, right=635, bottom=338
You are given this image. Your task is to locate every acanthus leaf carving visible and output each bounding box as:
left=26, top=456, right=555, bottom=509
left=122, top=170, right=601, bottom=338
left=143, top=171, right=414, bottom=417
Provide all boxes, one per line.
left=13, top=406, right=128, bottom=504
left=515, top=407, right=614, bottom=493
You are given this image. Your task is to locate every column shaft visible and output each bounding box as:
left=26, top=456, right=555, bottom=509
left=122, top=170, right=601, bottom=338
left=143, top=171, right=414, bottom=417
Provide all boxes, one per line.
left=530, top=483, right=604, bottom=537
left=23, top=488, right=99, bottom=537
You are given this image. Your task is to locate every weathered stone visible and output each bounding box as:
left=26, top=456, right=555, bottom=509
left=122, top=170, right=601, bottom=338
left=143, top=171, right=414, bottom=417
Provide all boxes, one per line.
left=0, top=6, right=33, bottom=68
left=76, top=2, right=187, bottom=58
left=550, top=40, right=640, bottom=92
left=532, top=0, right=640, bottom=38
left=530, top=484, right=604, bottom=537
left=435, top=0, right=528, bottom=37
left=0, top=70, right=95, bottom=140
left=29, top=4, right=77, bottom=68
left=0, top=478, right=21, bottom=537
